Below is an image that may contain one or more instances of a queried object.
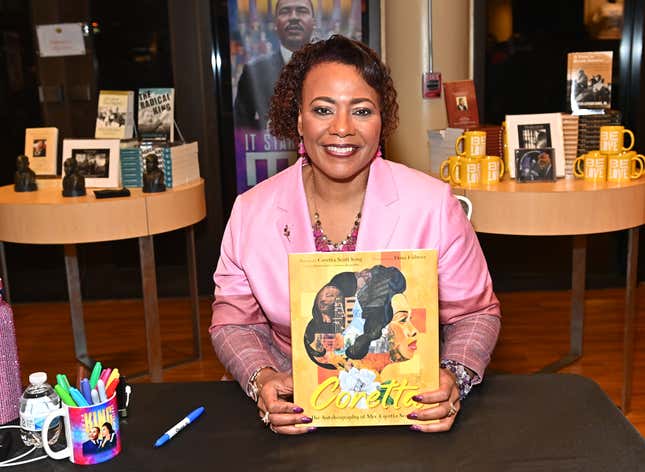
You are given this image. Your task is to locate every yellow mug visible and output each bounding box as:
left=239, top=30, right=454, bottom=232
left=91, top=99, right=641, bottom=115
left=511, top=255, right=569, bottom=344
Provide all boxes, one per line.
left=607, top=151, right=644, bottom=183
left=451, top=157, right=481, bottom=187
left=455, top=131, right=486, bottom=158
left=439, top=155, right=460, bottom=183
left=573, top=151, right=607, bottom=182
left=599, top=126, right=634, bottom=154
left=480, top=155, right=505, bottom=185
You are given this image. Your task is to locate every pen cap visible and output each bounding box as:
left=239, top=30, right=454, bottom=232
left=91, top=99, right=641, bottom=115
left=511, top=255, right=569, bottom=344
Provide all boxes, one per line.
left=0, top=278, right=22, bottom=424
left=116, top=376, right=129, bottom=418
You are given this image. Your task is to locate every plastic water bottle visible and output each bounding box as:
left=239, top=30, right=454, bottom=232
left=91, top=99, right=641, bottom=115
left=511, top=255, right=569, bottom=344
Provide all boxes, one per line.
left=0, top=277, right=22, bottom=424
left=19, top=372, right=61, bottom=447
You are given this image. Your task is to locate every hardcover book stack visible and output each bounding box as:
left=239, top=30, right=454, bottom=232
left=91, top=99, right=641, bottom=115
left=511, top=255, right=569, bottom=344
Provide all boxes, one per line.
left=577, top=110, right=622, bottom=156
left=466, top=125, right=504, bottom=158
left=561, top=114, right=579, bottom=177
left=427, top=128, right=464, bottom=175
left=120, top=141, right=144, bottom=187
left=120, top=141, right=199, bottom=189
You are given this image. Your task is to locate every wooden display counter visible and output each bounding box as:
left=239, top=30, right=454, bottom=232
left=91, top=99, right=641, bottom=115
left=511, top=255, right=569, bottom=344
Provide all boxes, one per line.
left=456, top=177, right=645, bottom=412
left=0, top=179, right=207, bottom=382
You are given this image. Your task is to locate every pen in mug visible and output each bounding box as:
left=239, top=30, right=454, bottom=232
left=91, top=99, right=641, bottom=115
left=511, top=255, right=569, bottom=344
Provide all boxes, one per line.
left=100, top=368, right=112, bottom=385
left=97, top=379, right=108, bottom=402
left=55, top=384, right=76, bottom=407
left=89, top=361, right=103, bottom=389
left=154, top=407, right=205, bottom=447
left=69, top=387, right=90, bottom=407
left=80, top=378, right=93, bottom=405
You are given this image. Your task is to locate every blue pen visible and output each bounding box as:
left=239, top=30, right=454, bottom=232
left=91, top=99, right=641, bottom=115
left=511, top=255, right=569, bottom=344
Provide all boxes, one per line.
left=153, top=407, right=205, bottom=447
left=69, top=387, right=90, bottom=407
left=80, top=378, right=93, bottom=405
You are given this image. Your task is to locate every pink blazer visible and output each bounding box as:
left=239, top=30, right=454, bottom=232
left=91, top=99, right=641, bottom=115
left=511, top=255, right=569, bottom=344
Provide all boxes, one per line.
left=211, top=157, right=500, bottom=360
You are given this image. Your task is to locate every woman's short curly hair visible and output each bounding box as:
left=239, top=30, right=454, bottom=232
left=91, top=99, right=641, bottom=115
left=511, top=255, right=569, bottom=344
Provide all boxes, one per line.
left=269, top=35, right=399, bottom=142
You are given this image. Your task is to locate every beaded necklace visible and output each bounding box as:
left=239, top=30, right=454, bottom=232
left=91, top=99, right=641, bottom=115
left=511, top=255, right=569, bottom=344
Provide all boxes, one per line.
left=312, top=211, right=361, bottom=252
left=310, top=171, right=363, bottom=252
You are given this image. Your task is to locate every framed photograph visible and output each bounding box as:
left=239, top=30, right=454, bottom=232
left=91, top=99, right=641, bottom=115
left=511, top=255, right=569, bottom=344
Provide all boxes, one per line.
left=505, top=113, right=565, bottom=178
left=515, top=148, right=556, bottom=182
left=24, top=127, right=59, bottom=176
left=62, top=139, right=121, bottom=188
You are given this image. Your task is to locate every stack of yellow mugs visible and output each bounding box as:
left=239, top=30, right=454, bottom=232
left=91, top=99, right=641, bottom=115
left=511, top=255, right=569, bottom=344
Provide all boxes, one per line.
left=439, top=131, right=504, bottom=187
left=574, top=125, right=644, bottom=183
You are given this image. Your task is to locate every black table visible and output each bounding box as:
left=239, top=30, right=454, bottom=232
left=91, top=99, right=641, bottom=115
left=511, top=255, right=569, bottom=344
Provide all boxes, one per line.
left=9, top=374, right=645, bottom=471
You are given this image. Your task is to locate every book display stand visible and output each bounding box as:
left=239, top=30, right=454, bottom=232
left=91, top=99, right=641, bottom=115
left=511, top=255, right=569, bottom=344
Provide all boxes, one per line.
left=454, top=178, right=645, bottom=412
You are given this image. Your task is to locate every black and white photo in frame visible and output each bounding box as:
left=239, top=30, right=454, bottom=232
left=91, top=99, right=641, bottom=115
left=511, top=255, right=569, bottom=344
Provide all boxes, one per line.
left=62, top=139, right=121, bottom=188
left=505, top=113, right=565, bottom=179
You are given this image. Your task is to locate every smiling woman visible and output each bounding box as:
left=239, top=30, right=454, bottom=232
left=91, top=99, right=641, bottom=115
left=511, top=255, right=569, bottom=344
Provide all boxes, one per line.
left=210, top=35, right=501, bottom=436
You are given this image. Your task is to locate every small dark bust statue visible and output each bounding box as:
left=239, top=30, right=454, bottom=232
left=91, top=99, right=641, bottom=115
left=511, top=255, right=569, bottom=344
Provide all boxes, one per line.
left=14, top=155, right=37, bottom=192
left=142, top=154, right=166, bottom=193
left=62, top=157, right=86, bottom=197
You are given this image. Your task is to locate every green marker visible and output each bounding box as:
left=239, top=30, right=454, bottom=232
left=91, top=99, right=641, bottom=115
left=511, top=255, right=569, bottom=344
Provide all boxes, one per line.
left=59, top=374, right=71, bottom=392
left=55, top=384, right=77, bottom=407
left=89, top=361, right=103, bottom=389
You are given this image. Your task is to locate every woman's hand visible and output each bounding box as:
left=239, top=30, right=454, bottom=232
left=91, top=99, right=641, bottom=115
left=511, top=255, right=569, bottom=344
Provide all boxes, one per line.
left=256, top=370, right=316, bottom=435
left=406, top=367, right=460, bottom=432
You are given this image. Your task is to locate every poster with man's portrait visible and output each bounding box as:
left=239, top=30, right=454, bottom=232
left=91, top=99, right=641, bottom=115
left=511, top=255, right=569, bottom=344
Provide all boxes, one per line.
left=228, top=0, right=364, bottom=193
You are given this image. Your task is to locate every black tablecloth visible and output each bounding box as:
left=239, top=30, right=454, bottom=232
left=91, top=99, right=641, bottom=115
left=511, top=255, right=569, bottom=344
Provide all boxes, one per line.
left=9, top=374, right=645, bottom=471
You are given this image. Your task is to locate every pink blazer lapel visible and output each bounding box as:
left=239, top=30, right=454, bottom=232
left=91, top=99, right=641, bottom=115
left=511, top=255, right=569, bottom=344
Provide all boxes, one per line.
left=275, top=158, right=316, bottom=254
left=356, top=157, right=400, bottom=250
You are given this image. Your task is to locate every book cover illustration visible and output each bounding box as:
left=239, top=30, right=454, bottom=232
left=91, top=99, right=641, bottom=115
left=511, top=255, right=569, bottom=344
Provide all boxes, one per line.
left=24, top=127, right=58, bottom=176
left=290, top=250, right=439, bottom=427
left=567, top=51, right=612, bottom=114
left=95, top=91, right=134, bottom=139
left=138, top=88, right=174, bottom=142
left=443, top=80, right=480, bottom=128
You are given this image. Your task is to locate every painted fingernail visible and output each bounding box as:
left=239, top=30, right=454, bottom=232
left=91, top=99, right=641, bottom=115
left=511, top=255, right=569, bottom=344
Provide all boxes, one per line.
left=407, top=413, right=418, bottom=419
left=293, top=407, right=304, bottom=413
left=301, top=416, right=313, bottom=423
left=412, top=395, right=423, bottom=402
left=308, top=426, right=317, bottom=433
left=410, top=425, right=422, bottom=432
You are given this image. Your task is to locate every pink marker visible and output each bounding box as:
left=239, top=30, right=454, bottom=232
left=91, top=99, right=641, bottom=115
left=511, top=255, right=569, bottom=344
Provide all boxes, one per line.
left=100, top=368, right=112, bottom=385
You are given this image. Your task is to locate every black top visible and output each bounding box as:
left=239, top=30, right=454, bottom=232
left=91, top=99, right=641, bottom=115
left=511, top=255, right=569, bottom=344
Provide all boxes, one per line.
left=10, top=374, right=645, bottom=471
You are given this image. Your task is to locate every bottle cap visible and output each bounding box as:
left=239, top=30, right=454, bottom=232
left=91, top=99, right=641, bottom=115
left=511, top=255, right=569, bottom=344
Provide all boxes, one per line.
left=29, top=372, right=47, bottom=385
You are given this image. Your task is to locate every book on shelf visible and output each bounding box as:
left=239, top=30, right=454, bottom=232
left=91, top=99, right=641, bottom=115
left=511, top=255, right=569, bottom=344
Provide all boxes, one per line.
left=120, top=141, right=199, bottom=189
left=290, top=249, right=439, bottom=428
left=95, top=90, right=135, bottom=139
left=137, top=88, right=175, bottom=142
left=567, top=51, right=613, bottom=115
left=443, top=80, right=480, bottom=128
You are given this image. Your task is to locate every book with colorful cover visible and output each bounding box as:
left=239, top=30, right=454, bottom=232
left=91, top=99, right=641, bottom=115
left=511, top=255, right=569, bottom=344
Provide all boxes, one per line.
left=443, top=80, right=480, bottom=128
left=567, top=51, right=613, bottom=114
left=95, top=90, right=135, bottom=139
left=289, top=249, right=439, bottom=427
left=137, top=88, right=175, bottom=142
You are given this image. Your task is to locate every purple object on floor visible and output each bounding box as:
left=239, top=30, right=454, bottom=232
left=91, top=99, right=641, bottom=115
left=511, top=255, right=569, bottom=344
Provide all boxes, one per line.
left=0, top=278, right=22, bottom=424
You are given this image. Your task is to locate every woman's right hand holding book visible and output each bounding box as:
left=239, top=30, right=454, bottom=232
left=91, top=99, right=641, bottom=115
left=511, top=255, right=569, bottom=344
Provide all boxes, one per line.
left=256, top=370, right=316, bottom=435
